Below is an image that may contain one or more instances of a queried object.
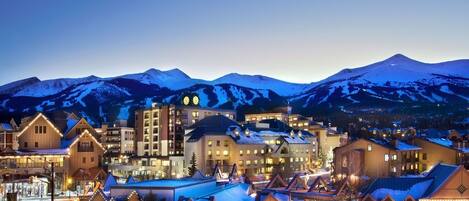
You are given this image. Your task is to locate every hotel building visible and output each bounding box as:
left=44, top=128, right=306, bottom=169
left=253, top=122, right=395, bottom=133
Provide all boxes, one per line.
left=184, top=115, right=315, bottom=178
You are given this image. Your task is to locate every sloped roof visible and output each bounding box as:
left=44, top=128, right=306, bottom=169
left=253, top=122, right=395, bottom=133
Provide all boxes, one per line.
left=362, top=177, right=434, bottom=201
left=188, top=115, right=240, bottom=130
left=0, top=123, right=13, bottom=131
left=423, top=163, right=459, bottom=197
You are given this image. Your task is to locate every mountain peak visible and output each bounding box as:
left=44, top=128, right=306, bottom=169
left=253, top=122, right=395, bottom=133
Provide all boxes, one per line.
left=383, top=53, right=418, bottom=64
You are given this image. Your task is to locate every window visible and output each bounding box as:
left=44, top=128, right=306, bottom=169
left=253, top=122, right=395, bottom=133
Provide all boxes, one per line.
left=261, top=149, right=265, bottom=154
left=216, top=140, right=220, bottom=146
left=246, top=160, right=251, bottom=165
left=239, top=150, right=243, bottom=156
left=35, top=126, right=38, bottom=133
left=43, top=126, right=46, bottom=133
left=39, top=126, right=42, bottom=133
left=367, top=144, right=372, bottom=152
left=208, top=150, right=212, bottom=156
left=24, top=142, right=28, bottom=148
left=422, top=153, right=427, bottom=160
left=216, top=150, right=220, bottom=156
left=82, top=157, right=86, bottom=163
left=342, top=156, right=348, bottom=167
left=239, top=160, right=243, bottom=166
left=254, top=149, right=258, bottom=154
left=91, top=157, right=94, bottom=162
left=246, top=150, right=251, bottom=155
left=208, top=140, right=213, bottom=147
left=392, top=154, right=397, bottom=160
left=384, top=154, right=389, bottom=161
left=223, top=150, right=229, bottom=156
left=35, top=142, right=38, bottom=148
left=392, top=166, right=397, bottom=172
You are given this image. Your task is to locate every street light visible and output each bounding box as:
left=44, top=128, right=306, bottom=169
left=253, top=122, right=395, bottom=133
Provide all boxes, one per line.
left=67, top=177, right=73, bottom=199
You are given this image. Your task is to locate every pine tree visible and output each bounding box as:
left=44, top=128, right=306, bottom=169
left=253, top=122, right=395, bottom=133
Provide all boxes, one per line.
left=188, top=152, right=197, bottom=176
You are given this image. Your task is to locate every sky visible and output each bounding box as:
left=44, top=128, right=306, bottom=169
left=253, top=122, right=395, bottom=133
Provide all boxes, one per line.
left=0, top=0, right=468, bottom=85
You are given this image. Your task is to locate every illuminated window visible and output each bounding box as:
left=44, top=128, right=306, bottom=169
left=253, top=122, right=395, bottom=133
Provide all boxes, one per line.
left=239, top=160, right=243, bottom=166
left=392, top=166, right=397, bottom=172
left=208, top=150, right=212, bottom=156
left=246, top=150, right=251, bottom=155
left=254, top=160, right=258, bottom=164
left=254, top=149, right=258, bottom=154
left=223, top=150, right=229, bottom=156
left=261, top=149, right=265, bottom=154
left=384, top=154, right=389, bottom=161
left=208, top=140, right=213, bottom=147
left=216, top=150, right=220, bottom=156
left=392, top=154, right=397, bottom=160
left=246, top=160, right=251, bottom=165
left=239, top=150, right=243, bottom=156
left=367, top=144, right=372, bottom=152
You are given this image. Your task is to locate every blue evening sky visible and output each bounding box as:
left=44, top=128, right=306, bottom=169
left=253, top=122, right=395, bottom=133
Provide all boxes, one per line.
left=0, top=0, right=468, bottom=85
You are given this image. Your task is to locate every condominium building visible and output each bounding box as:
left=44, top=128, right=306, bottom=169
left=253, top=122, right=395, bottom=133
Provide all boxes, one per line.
left=101, top=126, right=135, bottom=164
left=333, top=138, right=422, bottom=178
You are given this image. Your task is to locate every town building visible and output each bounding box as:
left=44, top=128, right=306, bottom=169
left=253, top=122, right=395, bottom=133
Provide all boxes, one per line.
left=414, top=136, right=469, bottom=170
left=0, top=112, right=106, bottom=199
left=333, top=138, right=422, bottom=178
left=244, top=111, right=347, bottom=167
left=101, top=125, right=135, bottom=164
left=88, top=171, right=254, bottom=201
left=360, top=163, right=469, bottom=201
left=184, top=115, right=316, bottom=179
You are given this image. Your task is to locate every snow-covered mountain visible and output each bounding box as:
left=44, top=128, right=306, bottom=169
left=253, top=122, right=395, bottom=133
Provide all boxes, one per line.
left=0, top=54, right=468, bottom=124
left=13, top=76, right=101, bottom=97
left=118, top=68, right=201, bottom=90
left=0, top=77, right=40, bottom=95
left=292, top=54, right=469, bottom=114
left=212, top=73, right=309, bottom=96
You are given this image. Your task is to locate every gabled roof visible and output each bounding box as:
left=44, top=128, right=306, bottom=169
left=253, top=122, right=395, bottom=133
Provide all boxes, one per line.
left=103, top=173, right=118, bottom=192
left=265, top=174, right=288, bottom=189
left=17, top=113, right=63, bottom=138
left=61, top=129, right=105, bottom=151
left=308, top=176, right=330, bottom=192
left=286, top=174, right=308, bottom=191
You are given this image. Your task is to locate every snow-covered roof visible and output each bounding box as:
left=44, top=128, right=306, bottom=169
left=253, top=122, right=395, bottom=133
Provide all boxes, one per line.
left=14, top=148, right=69, bottom=156
left=394, top=140, right=421, bottom=151
left=115, top=177, right=215, bottom=189
left=361, top=163, right=460, bottom=201
left=194, top=183, right=254, bottom=201
left=425, top=138, right=469, bottom=153
left=0, top=123, right=13, bottom=131
left=367, top=138, right=421, bottom=151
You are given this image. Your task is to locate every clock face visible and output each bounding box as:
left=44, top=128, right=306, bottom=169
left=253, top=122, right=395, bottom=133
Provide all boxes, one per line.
left=192, top=95, right=200, bottom=105
left=183, top=96, right=190, bottom=105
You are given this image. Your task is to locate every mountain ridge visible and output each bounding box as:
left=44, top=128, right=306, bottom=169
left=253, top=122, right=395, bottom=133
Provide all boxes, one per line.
left=0, top=54, right=468, bottom=126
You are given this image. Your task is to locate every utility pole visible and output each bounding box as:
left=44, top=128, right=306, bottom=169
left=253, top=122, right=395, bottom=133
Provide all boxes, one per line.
left=51, top=162, right=54, bottom=201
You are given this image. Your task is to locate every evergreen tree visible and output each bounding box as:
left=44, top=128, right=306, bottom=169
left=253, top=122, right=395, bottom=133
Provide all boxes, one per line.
left=188, top=152, right=197, bottom=176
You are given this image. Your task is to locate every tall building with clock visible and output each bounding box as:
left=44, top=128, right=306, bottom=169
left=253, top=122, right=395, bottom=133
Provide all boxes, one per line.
left=132, top=94, right=236, bottom=178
